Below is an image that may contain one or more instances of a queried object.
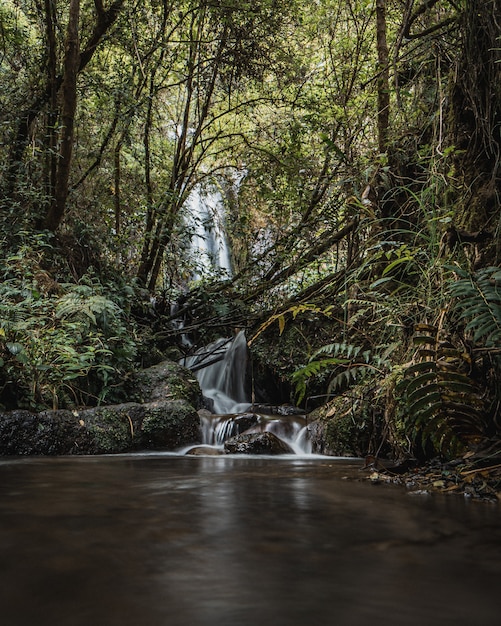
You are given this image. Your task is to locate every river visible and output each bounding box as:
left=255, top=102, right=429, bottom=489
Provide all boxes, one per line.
left=1, top=453, right=500, bottom=626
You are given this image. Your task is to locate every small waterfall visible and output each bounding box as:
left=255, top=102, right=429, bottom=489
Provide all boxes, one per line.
left=186, top=185, right=232, bottom=280
left=183, top=332, right=313, bottom=455
left=183, top=330, right=250, bottom=415
left=197, top=412, right=312, bottom=455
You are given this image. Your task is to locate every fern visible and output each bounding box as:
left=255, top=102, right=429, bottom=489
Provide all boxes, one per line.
left=400, top=324, right=484, bottom=455
left=448, top=266, right=501, bottom=348
left=56, top=293, right=122, bottom=331
left=293, top=342, right=391, bottom=404
left=311, top=342, right=363, bottom=360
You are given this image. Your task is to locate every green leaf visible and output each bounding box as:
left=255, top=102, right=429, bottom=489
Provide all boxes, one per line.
left=382, top=256, right=414, bottom=276
left=6, top=342, right=24, bottom=355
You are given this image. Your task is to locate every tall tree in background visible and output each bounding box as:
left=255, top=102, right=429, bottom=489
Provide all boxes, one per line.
left=449, top=0, right=501, bottom=241
left=2, top=0, right=124, bottom=231
left=135, top=0, right=296, bottom=289
left=376, top=0, right=389, bottom=154
left=44, top=0, right=80, bottom=232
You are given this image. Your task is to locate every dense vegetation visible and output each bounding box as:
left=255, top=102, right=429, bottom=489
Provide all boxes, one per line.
left=1, top=0, right=501, bottom=461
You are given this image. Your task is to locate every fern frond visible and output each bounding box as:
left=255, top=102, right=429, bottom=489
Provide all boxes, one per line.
left=56, top=293, right=122, bottom=331
left=402, top=324, right=485, bottom=456
left=449, top=266, right=501, bottom=348
left=310, top=342, right=361, bottom=360
left=326, top=365, right=373, bottom=393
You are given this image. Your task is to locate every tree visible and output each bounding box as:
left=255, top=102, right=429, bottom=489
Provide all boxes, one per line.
left=2, top=0, right=125, bottom=231
left=376, top=0, right=389, bottom=154
left=44, top=0, right=80, bottom=232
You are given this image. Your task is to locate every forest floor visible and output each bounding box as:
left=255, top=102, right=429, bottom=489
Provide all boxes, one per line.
left=358, top=453, right=501, bottom=503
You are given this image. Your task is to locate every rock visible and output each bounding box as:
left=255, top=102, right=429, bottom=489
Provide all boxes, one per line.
left=232, top=413, right=259, bottom=434
left=250, top=403, right=305, bottom=416
left=0, top=399, right=202, bottom=455
left=304, top=419, right=328, bottom=455
left=128, top=360, right=202, bottom=408
left=133, top=399, right=202, bottom=450
left=185, top=445, right=223, bottom=456
left=224, top=431, right=294, bottom=455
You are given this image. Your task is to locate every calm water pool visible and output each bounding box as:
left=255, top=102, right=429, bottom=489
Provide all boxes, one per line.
left=0, top=454, right=500, bottom=626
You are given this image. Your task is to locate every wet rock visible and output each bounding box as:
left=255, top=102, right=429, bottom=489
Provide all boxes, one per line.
left=134, top=400, right=201, bottom=450
left=0, top=399, right=202, bottom=455
left=224, top=431, right=294, bottom=455
left=232, top=413, right=259, bottom=433
left=250, top=403, right=305, bottom=416
left=305, top=420, right=328, bottom=454
left=185, top=445, right=223, bottom=456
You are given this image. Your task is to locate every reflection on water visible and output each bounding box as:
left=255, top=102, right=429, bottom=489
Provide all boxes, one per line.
left=0, top=454, right=500, bottom=626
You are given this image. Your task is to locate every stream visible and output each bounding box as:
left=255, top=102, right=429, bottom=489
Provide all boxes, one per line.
left=1, top=453, right=500, bottom=626
left=2, top=334, right=500, bottom=625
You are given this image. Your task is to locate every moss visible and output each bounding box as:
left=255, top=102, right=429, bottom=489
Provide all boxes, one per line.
left=86, top=407, right=132, bottom=453
left=139, top=400, right=201, bottom=449
left=129, top=360, right=201, bottom=408
left=308, top=383, right=388, bottom=458
left=325, top=413, right=360, bottom=456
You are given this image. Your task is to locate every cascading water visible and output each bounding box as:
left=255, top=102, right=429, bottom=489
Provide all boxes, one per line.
left=183, top=330, right=250, bottom=415
left=180, top=178, right=313, bottom=455
left=183, top=332, right=313, bottom=455
left=186, top=185, right=232, bottom=280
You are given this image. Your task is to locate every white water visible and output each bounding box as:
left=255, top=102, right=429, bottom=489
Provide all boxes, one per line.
left=183, top=331, right=313, bottom=454
left=186, top=185, right=232, bottom=280
left=183, top=331, right=250, bottom=415
left=197, top=412, right=312, bottom=455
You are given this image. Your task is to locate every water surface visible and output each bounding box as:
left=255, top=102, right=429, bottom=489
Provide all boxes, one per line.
left=1, top=454, right=500, bottom=626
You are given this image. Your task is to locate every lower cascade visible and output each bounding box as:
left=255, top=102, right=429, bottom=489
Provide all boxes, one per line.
left=182, top=332, right=313, bottom=455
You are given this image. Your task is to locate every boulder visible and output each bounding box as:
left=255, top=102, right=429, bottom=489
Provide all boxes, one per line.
left=0, top=399, right=202, bottom=455
left=224, top=431, right=294, bottom=455
left=251, top=403, right=305, bottom=416
left=128, top=360, right=202, bottom=408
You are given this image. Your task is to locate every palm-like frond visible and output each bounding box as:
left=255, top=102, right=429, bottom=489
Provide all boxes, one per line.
left=293, top=342, right=391, bottom=403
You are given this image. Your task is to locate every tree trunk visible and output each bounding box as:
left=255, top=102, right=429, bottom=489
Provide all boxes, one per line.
left=44, top=0, right=58, bottom=201
left=376, top=0, right=389, bottom=154
left=44, top=0, right=80, bottom=232
left=449, top=0, right=501, bottom=240
left=7, top=1, right=124, bottom=209
left=114, top=140, right=122, bottom=235
left=137, top=13, right=229, bottom=290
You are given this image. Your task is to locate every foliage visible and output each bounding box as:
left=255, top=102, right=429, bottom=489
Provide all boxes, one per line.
left=448, top=266, right=501, bottom=348
left=0, top=253, right=137, bottom=409
left=399, top=323, right=484, bottom=458
left=0, top=0, right=500, bottom=463
left=292, top=341, right=395, bottom=404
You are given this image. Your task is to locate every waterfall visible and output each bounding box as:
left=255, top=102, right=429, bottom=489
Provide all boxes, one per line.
left=183, top=330, right=250, bottom=415
left=183, top=332, right=314, bottom=455
left=197, top=412, right=312, bottom=455
left=186, top=185, right=232, bottom=280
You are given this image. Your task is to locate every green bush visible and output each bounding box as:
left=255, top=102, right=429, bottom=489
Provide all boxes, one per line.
left=0, top=267, right=137, bottom=410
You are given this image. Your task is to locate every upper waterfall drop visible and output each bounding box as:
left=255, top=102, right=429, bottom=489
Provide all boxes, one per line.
left=186, top=185, right=232, bottom=280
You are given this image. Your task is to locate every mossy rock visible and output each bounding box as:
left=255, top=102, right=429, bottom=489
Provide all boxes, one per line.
left=0, top=399, right=202, bottom=455
left=306, top=387, right=381, bottom=457
left=224, top=431, right=294, bottom=455
left=136, top=399, right=202, bottom=449
left=129, top=360, right=202, bottom=408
